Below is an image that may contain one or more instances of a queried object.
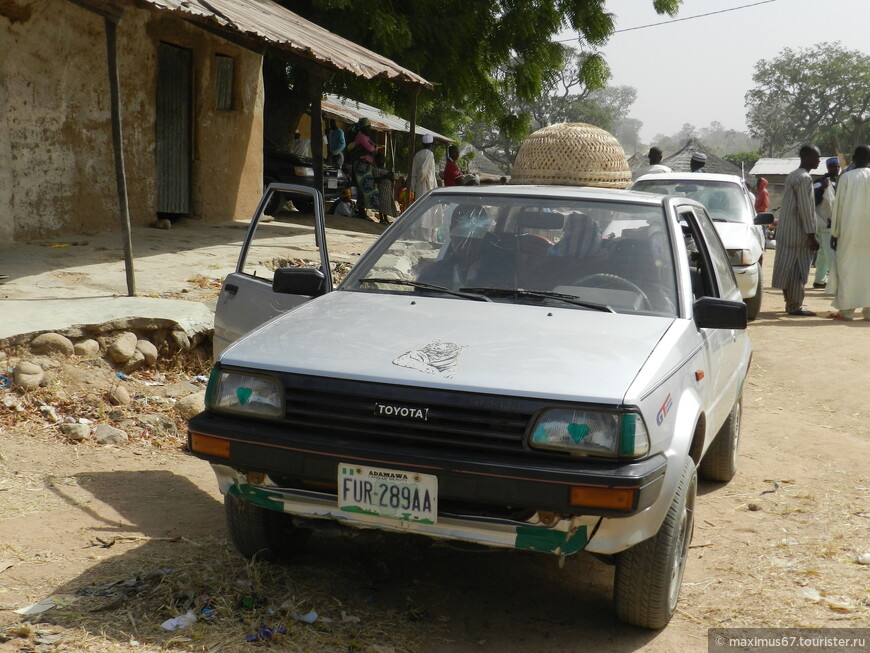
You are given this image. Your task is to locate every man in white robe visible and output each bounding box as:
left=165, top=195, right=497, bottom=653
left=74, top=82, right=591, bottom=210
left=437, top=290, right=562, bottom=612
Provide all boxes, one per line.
left=829, top=145, right=870, bottom=320
left=410, top=134, right=439, bottom=239
left=410, top=134, right=437, bottom=201
left=634, top=146, right=672, bottom=178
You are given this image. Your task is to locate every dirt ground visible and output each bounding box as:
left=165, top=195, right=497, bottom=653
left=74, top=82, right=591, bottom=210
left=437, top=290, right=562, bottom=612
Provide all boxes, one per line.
left=1, top=251, right=868, bottom=653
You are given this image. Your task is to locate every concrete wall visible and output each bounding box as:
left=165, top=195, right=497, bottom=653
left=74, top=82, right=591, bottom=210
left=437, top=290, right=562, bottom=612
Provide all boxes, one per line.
left=1, top=0, right=263, bottom=241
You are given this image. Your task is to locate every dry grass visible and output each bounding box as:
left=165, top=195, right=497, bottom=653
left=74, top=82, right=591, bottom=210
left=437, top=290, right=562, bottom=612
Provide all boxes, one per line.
left=3, top=539, right=425, bottom=653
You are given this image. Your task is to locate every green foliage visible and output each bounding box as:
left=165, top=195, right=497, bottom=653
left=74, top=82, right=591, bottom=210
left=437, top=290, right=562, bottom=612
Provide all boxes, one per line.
left=722, top=152, right=760, bottom=171
left=279, top=0, right=682, bottom=141
left=745, top=42, right=870, bottom=156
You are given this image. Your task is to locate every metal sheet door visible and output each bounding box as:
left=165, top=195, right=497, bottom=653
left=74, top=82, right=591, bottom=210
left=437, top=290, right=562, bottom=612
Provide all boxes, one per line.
left=156, top=43, right=192, bottom=214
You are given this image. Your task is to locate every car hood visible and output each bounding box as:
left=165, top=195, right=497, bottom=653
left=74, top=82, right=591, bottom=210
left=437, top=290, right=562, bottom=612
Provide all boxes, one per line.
left=714, top=220, right=763, bottom=256
left=219, top=291, right=675, bottom=404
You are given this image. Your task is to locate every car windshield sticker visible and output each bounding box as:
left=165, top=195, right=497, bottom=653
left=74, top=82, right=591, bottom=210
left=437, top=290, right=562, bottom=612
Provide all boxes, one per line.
left=656, top=393, right=673, bottom=426
left=393, top=340, right=466, bottom=378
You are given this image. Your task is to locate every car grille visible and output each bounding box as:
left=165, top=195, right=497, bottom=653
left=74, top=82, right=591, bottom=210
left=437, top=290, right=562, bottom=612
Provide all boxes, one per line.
left=279, top=373, right=548, bottom=453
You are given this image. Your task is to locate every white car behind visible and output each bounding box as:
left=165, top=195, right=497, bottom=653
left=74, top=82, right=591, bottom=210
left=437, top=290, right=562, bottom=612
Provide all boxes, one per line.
left=631, top=173, right=774, bottom=320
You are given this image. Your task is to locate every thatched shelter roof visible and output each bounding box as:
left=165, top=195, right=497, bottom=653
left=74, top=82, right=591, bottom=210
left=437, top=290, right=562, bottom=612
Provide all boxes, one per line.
left=663, top=138, right=742, bottom=176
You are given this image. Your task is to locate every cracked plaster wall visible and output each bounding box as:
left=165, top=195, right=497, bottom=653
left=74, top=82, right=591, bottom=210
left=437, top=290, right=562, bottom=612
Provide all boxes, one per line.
left=1, top=0, right=263, bottom=242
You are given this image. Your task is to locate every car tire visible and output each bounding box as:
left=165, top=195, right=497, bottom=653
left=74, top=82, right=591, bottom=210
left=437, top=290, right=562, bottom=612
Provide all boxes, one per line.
left=224, top=493, right=311, bottom=561
left=745, top=263, right=763, bottom=321
left=699, top=396, right=742, bottom=482
left=614, top=457, right=696, bottom=629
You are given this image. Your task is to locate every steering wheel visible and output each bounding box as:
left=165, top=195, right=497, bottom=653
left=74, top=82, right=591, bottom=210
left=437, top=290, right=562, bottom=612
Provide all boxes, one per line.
left=574, top=273, right=652, bottom=311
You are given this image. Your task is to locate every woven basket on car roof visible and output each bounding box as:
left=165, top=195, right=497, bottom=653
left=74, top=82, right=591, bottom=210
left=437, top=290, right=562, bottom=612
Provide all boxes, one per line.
left=510, top=123, right=631, bottom=189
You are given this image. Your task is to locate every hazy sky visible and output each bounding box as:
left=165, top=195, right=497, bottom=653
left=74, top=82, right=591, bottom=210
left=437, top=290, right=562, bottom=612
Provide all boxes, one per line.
left=558, top=0, right=869, bottom=143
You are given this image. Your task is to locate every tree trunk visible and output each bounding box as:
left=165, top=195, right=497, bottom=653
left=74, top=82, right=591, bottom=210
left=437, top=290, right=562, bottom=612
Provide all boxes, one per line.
left=263, top=53, right=310, bottom=149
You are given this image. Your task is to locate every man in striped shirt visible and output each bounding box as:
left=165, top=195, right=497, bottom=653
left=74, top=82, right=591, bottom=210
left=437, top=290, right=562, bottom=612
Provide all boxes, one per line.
left=771, top=145, right=821, bottom=316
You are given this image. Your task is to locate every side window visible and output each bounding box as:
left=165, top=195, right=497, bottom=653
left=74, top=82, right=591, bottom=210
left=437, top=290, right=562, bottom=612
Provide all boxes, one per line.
left=215, top=55, right=235, bottom=111
left=694, top=207, right=740, bottom=298
left=238, top=191, right=329, bottom=284
left=679, top=207, right=739, bottom=299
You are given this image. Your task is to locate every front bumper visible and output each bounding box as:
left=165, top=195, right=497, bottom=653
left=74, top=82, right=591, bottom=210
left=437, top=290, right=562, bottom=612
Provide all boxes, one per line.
left=215, top=465, right=598, bottom=555
left=189, top=412, right=669, bottom=553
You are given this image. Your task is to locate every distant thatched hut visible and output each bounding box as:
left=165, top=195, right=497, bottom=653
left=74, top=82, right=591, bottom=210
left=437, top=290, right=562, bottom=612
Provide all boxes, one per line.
left=663, top=138, right=746, bottom=178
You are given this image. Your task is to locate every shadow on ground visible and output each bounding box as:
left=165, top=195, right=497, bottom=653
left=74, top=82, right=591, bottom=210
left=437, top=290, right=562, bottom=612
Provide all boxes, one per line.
left=20, top=468, right=665, bottom=653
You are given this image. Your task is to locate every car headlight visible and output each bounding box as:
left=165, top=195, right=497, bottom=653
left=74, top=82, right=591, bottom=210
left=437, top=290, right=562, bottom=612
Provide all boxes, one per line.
left=726, top=249, right=753, bottom=265
left=293, top=166, right=315, bottom=177
left=529, top=409, right=650, bottom=458
left=206, top=369, right=283, bottom=419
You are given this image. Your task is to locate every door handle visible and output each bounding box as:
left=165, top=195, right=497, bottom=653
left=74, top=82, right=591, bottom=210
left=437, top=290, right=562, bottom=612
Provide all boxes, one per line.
left=224, top=283, right=238, bottom=296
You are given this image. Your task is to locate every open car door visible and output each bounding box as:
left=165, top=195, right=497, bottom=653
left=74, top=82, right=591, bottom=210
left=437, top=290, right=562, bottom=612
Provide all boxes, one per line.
left=212, top=183, right=332, bottom=358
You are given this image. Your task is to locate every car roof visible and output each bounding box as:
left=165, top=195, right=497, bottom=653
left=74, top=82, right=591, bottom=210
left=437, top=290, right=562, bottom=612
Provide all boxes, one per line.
left=633, top=172, right=747, bottom=185
left=430, top=184, right=664, bottom=205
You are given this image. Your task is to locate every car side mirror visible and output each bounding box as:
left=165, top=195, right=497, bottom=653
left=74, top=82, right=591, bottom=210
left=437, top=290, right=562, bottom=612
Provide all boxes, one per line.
left=754, top=212, right=775, bottom=226
left=272, top=267, right=328, bottom=297
left=694, top=297, right=747, bottom=330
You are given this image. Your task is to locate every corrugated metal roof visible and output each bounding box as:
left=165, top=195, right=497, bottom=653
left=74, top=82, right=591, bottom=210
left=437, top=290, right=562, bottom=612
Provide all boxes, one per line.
left=141, top=0, right=432, bottom=88
left=322, top=94, right=450, bottom=143
left=750, top=158, right=831, bottom=176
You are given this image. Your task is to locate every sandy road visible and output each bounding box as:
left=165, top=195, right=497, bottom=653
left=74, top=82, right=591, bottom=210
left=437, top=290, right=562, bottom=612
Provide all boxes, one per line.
left=1, top=250, right=868, bottom=652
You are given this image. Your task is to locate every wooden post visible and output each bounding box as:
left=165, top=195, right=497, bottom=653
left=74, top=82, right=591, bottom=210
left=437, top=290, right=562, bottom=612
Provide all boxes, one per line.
left=310, top=77, right=324, bottom=212
left=104, top=17, right=135, bottom=296
left=406, top=85, right=420, bottom=197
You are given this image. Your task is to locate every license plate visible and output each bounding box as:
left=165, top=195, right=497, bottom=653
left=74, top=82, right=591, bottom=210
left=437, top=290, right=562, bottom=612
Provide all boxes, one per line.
left=327, top=179, right=338, bottom=189
left=338, top=463, right=437, bottom=524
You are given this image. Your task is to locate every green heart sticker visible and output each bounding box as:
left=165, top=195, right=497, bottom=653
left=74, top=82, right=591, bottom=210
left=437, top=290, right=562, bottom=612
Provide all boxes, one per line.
left=567, top=423, right=590, bottom=444
left=236, top=387, right=253, bottom=405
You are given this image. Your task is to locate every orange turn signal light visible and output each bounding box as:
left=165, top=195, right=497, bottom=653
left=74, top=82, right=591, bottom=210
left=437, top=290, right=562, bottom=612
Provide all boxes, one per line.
left=569, top=486, right=636, bottom=511
left=190, top=433, right=230, bottom=458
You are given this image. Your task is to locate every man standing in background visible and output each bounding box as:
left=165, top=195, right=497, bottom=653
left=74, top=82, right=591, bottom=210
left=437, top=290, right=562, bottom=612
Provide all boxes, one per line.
left=443, top=145, right=465, bottom=187
left=771, top=145, right=821, bottom=316
left=328, top=120, right=345, bottom=168
left=635, top=146, right=672, bottom=178
left=812, top=156, right=840, bottom=289
left=828, top=145, right=870, bottom=320
left=410, top=134, right=437, bottom=201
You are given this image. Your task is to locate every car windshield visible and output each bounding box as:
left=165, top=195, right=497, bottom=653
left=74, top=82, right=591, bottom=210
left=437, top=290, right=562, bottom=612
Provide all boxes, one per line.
left=343, top=194, right=678, bottom=317
left=633, top=179, right=751, bottom=224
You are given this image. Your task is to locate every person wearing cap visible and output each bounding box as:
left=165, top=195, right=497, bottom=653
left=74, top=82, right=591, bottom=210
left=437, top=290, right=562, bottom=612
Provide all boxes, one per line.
left=328, top=188, right=355, bottom=217
left=771, top=144, right=821, bottom=316
left=410, top=134, right=437, bottom=202
left=811, top=156, right=840, bottom=289
left=690, top=152, right=707, bottom=173
left=634, top=147, right=672, bottom=178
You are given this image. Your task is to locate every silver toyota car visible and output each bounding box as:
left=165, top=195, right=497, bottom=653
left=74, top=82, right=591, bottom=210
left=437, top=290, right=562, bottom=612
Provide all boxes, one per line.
left=189, top=183, right=752, bottom=629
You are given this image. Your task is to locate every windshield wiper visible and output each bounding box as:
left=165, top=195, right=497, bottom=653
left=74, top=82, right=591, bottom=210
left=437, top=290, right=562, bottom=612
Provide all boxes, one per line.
left=460, top=287, right=614, bottom=312
left=358, top=278, right=491, bottom=301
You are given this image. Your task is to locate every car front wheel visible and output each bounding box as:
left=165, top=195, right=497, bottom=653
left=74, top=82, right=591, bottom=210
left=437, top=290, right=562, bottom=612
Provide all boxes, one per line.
left=745, top=263, right=763, bottom=320
left=699, top=396, right=742, bottom=482
left=614, top=457, right=697, bottom=629
left=224, top=493, right=311, bottom=561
